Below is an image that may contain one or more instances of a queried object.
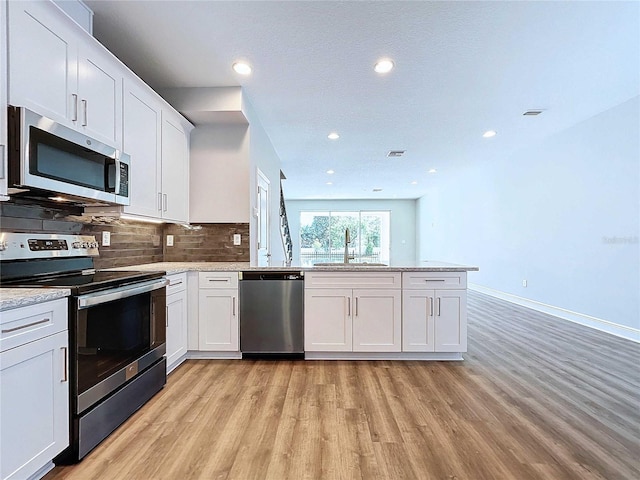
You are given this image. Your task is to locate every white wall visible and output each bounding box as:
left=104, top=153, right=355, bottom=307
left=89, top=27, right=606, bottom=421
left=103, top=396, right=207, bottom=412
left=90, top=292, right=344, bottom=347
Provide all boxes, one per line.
left=286, top=199, right=417, bottom=266
left=242, top=97, right=285, bottom=266
left=189, top=124, right=250, bottom=223
left=417, top=96, right=639, bottom=332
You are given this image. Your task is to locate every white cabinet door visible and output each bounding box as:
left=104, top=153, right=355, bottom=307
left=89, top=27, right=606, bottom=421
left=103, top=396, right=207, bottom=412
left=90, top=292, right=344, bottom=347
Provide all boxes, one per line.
left=166, top=290, right=188, bottom=371
left=1, top=0, right=8, bottom=198
left=304, top=288, right=352, bottom=352
left=434, top=289, right=467, bottom=352
left=402, top=289, right=466, bottom=352
left=352, top=289, right=401, bottom=352
left=8, top=0, right=78, bottom=125
left=122, top=79, right=162, bottom=218
left=161, top=112, right=189, bottom=223
left=76, top=43, right=122, bottom=146
left=198, top=289, right=239, bottom=351
left=0, top=330, right=69, bottom=480
left=402, top=290, right=435, bottom=352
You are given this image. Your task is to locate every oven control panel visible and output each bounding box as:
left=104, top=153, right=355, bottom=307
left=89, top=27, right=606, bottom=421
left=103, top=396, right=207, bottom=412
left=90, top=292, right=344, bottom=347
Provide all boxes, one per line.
left=0, top=233, right=99, bottom=260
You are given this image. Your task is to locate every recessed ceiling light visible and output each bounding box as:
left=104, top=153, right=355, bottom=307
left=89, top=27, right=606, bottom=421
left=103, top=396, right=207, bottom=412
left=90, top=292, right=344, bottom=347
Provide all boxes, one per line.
left=428, top=168, right=437, bottom=174
left=482, top=130, right=497, bottom=138
left=411, top=181, right=418, bottom=185
left=232, top=62, right=252, bottom=75
left=327, top=132, right=339, bottom=140
left=374, top=59, right=394, bottom=74
left=326, top=181, right=333, bottom=185
left=326, top=169, right=334, bottom=174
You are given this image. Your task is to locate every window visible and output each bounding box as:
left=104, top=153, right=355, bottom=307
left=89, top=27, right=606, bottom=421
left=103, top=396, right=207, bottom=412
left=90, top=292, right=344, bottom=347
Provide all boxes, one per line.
left=299, top=211, right=390, bottom=266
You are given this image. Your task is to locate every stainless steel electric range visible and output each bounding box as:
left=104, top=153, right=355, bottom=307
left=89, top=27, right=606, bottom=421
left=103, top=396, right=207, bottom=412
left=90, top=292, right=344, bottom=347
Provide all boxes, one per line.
left=0, top=232, right=167, bottom=462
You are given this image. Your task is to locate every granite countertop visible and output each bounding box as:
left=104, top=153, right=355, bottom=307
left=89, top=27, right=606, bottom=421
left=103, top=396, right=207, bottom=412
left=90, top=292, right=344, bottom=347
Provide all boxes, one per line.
left=0, top=288, right=71, bottom=312
left=107, top=261, right=478, bottom=274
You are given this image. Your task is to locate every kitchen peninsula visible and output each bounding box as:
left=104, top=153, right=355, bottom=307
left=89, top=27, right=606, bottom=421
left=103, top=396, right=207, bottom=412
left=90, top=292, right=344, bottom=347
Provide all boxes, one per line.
left=106, top=261, right=479, bottom=365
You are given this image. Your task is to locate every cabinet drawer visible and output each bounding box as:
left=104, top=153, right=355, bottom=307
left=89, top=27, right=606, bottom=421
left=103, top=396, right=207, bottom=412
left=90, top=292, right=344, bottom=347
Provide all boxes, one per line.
left=305, top=272, right=401, bottom=289
left=166, top=273, right=187, bottom=295
left=0, top=298, right=68, bottom=352
left=199, top=272, right=239, bottom=289
left=402, top=272, right=467, bottom=290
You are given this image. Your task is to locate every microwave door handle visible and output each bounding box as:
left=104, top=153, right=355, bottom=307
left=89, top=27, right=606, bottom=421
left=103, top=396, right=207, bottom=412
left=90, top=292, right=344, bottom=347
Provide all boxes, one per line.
left=77, top=279, right=168, bottom=309
left=104, top=158, right=116, bottom=193
left=114, top=157, right=121, bottom=195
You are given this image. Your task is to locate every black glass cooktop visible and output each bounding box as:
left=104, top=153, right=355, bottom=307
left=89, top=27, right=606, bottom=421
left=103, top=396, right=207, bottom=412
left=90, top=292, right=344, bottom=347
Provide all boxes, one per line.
left=2, top=269, right=165, bottom=295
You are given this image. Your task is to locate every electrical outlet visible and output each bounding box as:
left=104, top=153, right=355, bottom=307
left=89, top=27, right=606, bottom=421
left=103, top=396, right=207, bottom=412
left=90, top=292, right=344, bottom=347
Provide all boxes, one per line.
left=522, top=279, right=527, bottom=287
left=233, top=234, right=241, bottom=246
left=102, top=231, right=111, bottom=247
left=166, top=235, right=174, bottom=247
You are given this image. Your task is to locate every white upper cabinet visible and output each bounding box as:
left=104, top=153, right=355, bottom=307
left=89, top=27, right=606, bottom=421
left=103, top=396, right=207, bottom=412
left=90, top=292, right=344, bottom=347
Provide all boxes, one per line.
left=122, top=77, right=162, bottom=218
left=161, top=110, right=190, bottom=223
left=8, top=0, right=122, bottom=148
left=75, top=42, right=122, bottom=146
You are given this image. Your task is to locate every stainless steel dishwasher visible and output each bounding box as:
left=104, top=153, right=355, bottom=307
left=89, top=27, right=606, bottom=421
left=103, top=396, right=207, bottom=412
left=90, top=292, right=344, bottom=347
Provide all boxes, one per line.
left=239, top=271, right=304, bottom=358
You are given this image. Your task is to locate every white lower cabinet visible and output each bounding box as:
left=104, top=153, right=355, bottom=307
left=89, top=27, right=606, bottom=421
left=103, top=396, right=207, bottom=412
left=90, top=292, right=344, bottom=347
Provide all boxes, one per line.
left=0, top=299, right=69, bottom=480
left=304, top=272, right=402, bottom=353
left=402, top=273, right=468, bottom=352
left=165, top=273, right=188, bottom=372
left=197, top=272, right=239, bottom=352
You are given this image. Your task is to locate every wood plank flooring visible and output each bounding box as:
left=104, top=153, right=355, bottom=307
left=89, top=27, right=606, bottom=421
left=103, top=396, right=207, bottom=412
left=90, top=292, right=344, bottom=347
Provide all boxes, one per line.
left=45, top=291, right=640, bottom=480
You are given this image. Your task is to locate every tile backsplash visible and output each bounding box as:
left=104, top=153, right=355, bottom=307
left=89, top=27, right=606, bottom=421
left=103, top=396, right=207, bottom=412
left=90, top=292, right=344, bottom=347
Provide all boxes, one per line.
left=0, top=201, right=250, bottom=269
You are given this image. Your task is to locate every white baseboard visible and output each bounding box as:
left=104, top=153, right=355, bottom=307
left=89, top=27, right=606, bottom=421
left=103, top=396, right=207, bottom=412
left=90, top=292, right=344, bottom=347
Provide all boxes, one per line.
left=187, top=351, right=243, bottom=360
left=304, top=352, right=464, bottom=361
left=469, top=283, right=640, bottom=343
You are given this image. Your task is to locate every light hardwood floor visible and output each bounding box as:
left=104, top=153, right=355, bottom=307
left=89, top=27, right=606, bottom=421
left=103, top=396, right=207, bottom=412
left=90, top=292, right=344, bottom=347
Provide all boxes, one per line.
left=46, top=291, right=640, bottom=480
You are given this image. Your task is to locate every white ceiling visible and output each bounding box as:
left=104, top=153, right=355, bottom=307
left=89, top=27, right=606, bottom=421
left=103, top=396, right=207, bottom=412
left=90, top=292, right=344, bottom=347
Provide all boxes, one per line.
left=84, top=0, right=639, bottom=200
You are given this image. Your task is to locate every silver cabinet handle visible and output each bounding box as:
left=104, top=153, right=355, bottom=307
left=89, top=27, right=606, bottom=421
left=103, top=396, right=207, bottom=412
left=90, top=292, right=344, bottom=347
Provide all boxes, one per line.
left=163, top=194, right=168, bottom=212
left=1, top=317, right=50, bottom=333
left=61, top=346, right=68, bottom=382
left=232, top=296, right=236, bottom=316
left=429, top=297, right=433, bottom=317
left=425, top=279, right=446, bottom=282
left=81, top=99, right=88, bottom=126
left=158, top=193, right=163, bottom=212
left=169, top=280, right=183, bottom=286
left=355, top=297, right=358, bottom=316
left=437, top=298, right=441, bottom=317
left=347, top=297, right=351, bottom=316
left=71, top=94, right=78, bottom=121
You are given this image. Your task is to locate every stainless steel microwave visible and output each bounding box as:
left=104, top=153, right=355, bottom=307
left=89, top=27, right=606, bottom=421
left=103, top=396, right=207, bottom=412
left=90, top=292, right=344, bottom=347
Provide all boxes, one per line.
left=7, top=106, right=130, bottom=206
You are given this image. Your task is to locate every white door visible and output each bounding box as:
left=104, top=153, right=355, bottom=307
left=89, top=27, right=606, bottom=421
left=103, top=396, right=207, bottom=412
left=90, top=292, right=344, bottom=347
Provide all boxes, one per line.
left=352, top=289, right=402, bottom=352
left=434, top=290, right=468, bottom=352
left=256, top=169, right=270, bottom=266
left=304, top=288, right=352, bottom=351
left=198, top=290, right=239, bottom=351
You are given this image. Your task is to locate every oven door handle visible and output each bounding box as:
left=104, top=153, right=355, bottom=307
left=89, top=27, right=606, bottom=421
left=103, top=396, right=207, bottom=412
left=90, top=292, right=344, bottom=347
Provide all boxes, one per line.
left=76, top=279, right=168, bottom=309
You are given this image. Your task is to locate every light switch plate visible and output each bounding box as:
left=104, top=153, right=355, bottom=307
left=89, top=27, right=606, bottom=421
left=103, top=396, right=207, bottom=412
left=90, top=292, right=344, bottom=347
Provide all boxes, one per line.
left=233, top=234, right=241, bottom=246
left=102, top=231, right=111, bottom=247
left=166, top=235, right=174, bottom=247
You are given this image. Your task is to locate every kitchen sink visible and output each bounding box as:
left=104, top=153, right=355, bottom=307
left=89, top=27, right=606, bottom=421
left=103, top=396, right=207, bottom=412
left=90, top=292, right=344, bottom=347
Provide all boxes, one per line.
left=313, top=262, right=388, bottom=267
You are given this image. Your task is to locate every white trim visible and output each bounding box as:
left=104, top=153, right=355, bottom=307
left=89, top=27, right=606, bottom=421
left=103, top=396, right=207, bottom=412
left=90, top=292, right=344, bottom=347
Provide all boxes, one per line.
left=27, top=461, right=55, bottom=480
left=469, top=283, right=640, bottom=343
left=187, top=351, right=243, bottom=360
left=304, top=351, right=464, bottom=361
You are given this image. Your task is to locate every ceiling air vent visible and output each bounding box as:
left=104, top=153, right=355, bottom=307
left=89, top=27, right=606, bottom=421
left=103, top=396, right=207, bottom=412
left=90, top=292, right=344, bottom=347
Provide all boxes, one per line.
left=387, top=150, right=405, bottom=157
left=523, top=110, right=543, bottom=116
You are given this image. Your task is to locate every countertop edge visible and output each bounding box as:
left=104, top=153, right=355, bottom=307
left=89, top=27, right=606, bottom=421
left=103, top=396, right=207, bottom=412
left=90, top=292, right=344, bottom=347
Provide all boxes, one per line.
left=106, top=262, right=479, bottom=274
left=0, top=289, right=71, bottom=312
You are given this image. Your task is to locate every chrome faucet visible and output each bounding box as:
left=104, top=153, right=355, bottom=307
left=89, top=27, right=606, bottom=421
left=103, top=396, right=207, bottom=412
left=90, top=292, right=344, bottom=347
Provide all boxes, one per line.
left=343, top=228, right=354, bottom=263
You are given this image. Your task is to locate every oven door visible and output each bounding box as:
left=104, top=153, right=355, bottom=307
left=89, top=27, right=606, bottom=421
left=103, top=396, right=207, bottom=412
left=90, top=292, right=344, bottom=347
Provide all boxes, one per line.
left=73, top=279, right=166, bottom=414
